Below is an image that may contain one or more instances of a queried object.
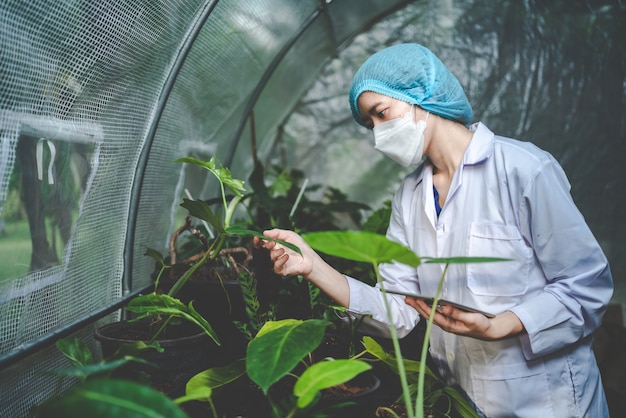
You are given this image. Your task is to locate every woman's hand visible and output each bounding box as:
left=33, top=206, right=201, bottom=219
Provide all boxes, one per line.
left=253, top=228, right=351, bottom=307
left=405, top=298, right=525, bottom=340
left=253, top=229, right=315, bottom=277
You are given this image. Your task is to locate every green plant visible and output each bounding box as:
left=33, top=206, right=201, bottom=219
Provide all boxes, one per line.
left=246, top=163, right=370, bottom=233
left=184, top=318, right=374, bottom=417
left=302, top=230, right=502, bottom=418
left=32, top=337, right=189, bottom=418
left=362, top=336, right=478, bottom=417
left=232, top=263, right=279, bottom=340
left=126, top=157, right=300, bottom=344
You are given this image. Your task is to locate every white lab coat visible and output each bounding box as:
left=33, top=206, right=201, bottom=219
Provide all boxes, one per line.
left=346, top=122, right=613, bottom=417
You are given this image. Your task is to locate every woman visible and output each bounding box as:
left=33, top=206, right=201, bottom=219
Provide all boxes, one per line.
left=255, top=43, right=613, bottom=417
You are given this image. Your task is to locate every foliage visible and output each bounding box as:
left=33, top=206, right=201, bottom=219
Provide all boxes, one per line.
left=246, top=163, right=370, bottom=233
left=33, top=337, right=189, bottom=417
left=302, top=230, right=502, bottom=418
left=127, top=156, right=300, bottom=343
left=185, top=319, right=373, bottom=418
left=232, top=265, right=278, bottom=340
left=363, top=337, right=479, bottom=418
left=33, top=378, right=189, bottom=418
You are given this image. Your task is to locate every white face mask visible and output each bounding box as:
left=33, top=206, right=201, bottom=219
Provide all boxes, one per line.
left=373, top=107, right=429, bottom=167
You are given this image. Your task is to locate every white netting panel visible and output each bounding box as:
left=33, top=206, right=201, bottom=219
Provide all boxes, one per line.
left=0, top=0, right=207, bottom=416
left=0, top=0, right=412, bottom=416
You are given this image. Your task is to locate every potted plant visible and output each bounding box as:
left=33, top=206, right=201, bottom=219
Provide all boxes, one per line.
left=33, top=337, right=190, bottom=418
left=183, top=318, right=379, bottom=418
left=95, top=156, right=299, bottom=395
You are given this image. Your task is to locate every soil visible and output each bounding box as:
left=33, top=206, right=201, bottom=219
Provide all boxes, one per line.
left=322, top=383, right=374, bottom=398
left=97, top=318, right=204, bottom=341
left=375, top=403, right=436, bottom=418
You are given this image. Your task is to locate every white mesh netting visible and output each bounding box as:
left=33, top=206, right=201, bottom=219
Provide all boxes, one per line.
left=0, top=0, right=405, bottom=416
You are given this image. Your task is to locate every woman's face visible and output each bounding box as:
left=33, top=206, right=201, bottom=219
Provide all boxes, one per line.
left=357, top=91, right=413, bottom=129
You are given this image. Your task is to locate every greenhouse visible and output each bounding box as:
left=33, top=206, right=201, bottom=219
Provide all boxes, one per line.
left=1, top=0, right=624, bottom=416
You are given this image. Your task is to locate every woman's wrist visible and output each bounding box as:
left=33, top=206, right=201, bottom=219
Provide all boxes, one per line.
left=487, top=310, right=525, bottom=340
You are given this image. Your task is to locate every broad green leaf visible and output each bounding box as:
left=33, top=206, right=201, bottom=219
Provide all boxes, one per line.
left=254, top=318, right=302, bottom=338
left=127, top=294, right=220, bottom=345
left=180, top=198, right=223, bottom=232
left=225, top=225, right=302, bottom=255
left=303, top=231, right=421, bottom=267
left=294, top=359, right=372, bottom=409
left=246, top=319, right=331, bottom=393
left=33, top=378, right=189, bottom=418
left=56, top=337, right=93, bottom=368
left=185, top=358, right=246, bottom=402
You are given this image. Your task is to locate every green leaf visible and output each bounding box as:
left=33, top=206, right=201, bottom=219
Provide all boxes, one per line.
left=225, top=225, right=302, bottom=255
left=143, top=247, right=166, bottom=265
left=254, top=318, right=301, bottom=337
left=362, top=200, right=392, bottom=234
left=303, top=231, right=421, bottom=267
left=33, top=378, right=189, bottom=418
left=56, top=337, right=93, bottom=368
left=175, top=387, right=212, bottom=405
left=53, top=358, right=150, bottom=380
left=443, top=386, right=481, bottom=418
left=127, top=294, right=220, bottom=345
left=362, top=336, right=438, bottom=381
left=268, top=170, right=293, bottom=196
left=180, top=198, right=223, bottom=232
left=185, top=358, right=246, bottom=402
left=246, top=319, right=331, bottom=393
left=176, top=156, right=245, bottom=197
left=293, top=359, right=371, bottom=409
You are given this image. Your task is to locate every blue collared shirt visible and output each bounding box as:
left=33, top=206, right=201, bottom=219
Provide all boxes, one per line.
left=346, top=122, right=613, bottom=417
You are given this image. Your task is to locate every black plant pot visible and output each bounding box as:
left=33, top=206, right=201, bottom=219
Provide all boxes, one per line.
left=95, top=319, right=217, bottom=398
left=159, top=274, right=249, bottom=364
left=318, top=370, right=382, bottom=417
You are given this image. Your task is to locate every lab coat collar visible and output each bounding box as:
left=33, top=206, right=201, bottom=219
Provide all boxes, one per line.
left=464, top=122, right=494, bottom=166
left=412, top=121, right=494, bottom=186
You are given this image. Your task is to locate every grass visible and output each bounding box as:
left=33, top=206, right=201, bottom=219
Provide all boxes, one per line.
left=0, top=218, right=65, bottom=287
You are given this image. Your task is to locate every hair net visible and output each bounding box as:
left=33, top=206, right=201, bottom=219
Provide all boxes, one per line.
left=349, top=43, right=473, bottom=127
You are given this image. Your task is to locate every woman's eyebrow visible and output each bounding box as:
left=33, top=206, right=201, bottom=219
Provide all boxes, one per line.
left=366, top=101, right=384, bottom=115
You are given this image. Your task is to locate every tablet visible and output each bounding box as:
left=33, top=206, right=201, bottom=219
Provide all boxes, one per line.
left=382, top=289, right=496, bottom=318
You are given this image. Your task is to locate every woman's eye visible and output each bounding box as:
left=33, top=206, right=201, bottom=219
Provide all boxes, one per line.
left=377, top=110, right=385, bottom=118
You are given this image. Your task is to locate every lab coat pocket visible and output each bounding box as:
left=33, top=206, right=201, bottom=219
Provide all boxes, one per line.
left=467, top=222, right=531, bottom=296
left=470, top=360, right=554, bottom=417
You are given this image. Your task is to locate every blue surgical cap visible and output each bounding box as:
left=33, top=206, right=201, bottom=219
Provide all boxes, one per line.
left=349, top=43, right=473, bottom=127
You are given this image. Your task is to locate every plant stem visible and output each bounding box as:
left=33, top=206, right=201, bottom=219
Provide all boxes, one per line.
left=415, top=264, right=449, bottom=417
left=148, top=315, right=173, bottom=344
left=224, top=194, right=243, bottom=229
left=375, top=261, right=415, bottom=418
left=285, top=407, right=298, bottom=418
left=167, top=232, right=226, bottom=298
